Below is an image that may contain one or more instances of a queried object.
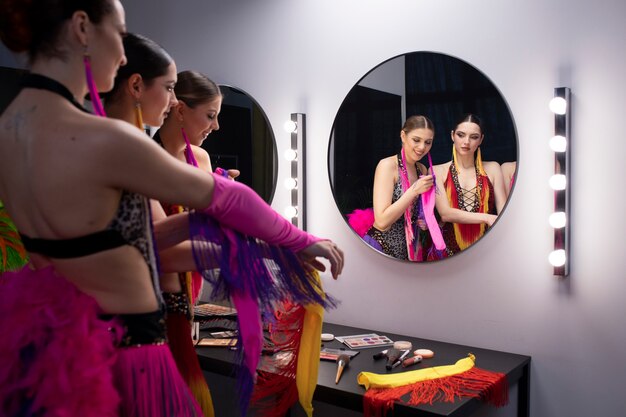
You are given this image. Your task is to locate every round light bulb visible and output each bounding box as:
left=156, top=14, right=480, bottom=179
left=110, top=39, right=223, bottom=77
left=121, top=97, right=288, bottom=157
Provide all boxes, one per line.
left=284, top=149, right=297, bottom=161
left=284, top=178, right=298, bottom=190
left=283, top=120, right=297, bottom=133
left=549, top=135, right=567, bottom=152
left=549, top=174, right=567, bottom=190
left=548, top=249, right=566, bottom=267
left=284, top=206, right=298, bottom=219
left=549, top=212, right=567, bottom=228
left=549, top=97, right=567, bottom=115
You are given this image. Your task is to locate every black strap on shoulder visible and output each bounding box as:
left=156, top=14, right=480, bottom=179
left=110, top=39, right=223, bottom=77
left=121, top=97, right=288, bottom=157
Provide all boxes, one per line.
left=21, top=73, right=89, bottom=114
left=20, top=230, right=127, bottom=259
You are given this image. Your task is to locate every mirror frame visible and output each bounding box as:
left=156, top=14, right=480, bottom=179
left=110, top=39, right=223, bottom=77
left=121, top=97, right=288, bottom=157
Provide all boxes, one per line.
left=328, top=51, right=518, bottom=262
left=201, top=85, right=278, bottom=204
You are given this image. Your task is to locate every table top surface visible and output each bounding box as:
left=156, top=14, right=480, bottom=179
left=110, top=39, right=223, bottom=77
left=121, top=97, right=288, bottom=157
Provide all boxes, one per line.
left=196, top=321, right=531, bottom=417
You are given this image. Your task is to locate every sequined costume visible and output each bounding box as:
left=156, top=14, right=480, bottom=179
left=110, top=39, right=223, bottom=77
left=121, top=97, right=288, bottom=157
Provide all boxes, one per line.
left=366, top=154, right=431, bottom=261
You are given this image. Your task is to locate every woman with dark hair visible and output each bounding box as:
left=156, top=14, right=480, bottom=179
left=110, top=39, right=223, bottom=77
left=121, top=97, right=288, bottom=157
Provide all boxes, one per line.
left=104, top=32, right=178, bottom=129
left=0, top=1, right=343, bottom=416
left=433, top=114, right=507, bottom=257
left=364, top=115, right=435, bottom=261
left=103, top=34, right=218, bottom=416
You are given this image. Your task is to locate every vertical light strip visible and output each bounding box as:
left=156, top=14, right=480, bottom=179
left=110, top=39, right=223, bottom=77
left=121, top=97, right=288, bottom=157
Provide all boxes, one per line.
left=549, top=87, right=571, bottom=276
left=285, top=113, right=306, bottom=230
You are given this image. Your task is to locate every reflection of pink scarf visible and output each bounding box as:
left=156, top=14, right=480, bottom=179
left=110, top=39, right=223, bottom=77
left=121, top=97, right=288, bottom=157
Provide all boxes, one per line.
left=399, top=150, right=445, bottom=260
left=422, top=153, right=446, bottom=251
left=399, top=149, right=419, bottom=261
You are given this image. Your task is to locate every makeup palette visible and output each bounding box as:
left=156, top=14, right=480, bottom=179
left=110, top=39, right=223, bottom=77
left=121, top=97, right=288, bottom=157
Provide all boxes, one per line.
left=335, top=333, right=394, bottom=349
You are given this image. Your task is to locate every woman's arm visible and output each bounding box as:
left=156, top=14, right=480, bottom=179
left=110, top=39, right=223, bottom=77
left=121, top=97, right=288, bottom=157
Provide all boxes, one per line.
left=433, top=163, right=497, bottom=226
left=484, top=161, right=507, bottom=214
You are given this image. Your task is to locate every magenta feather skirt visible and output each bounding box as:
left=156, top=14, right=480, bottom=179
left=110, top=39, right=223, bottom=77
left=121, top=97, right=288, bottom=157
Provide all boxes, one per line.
left=0, top=266, right=203, bottom=417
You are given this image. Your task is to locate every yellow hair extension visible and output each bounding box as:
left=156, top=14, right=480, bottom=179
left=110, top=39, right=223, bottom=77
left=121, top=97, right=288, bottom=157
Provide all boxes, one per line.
left=134, top=102, right=144, bottom=129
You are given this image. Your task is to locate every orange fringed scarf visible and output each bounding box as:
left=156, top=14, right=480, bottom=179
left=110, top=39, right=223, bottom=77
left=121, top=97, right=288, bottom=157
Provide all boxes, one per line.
left=251, top=274, right=326, bottom=417
left=358, top=354, right=508, bottom=417
left=445, top=147, right=492, bottom=251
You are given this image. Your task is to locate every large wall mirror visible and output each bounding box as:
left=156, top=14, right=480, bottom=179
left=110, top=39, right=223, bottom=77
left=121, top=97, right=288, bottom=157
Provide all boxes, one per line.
left=201, top=85, right=277, bottom=203
left=328, top=51, right=517, bottom=262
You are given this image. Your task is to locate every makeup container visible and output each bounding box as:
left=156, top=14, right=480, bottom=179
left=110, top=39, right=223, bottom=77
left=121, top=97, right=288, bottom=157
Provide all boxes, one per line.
left=402, top=354, right=423, bottom=368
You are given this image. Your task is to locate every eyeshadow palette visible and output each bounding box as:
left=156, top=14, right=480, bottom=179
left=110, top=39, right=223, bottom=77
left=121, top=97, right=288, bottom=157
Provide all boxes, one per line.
left=319, top=347, right=360, bottom=361
left=335, top=333, right=394, bottom=349
left=193, top=303, right=237, bottom=318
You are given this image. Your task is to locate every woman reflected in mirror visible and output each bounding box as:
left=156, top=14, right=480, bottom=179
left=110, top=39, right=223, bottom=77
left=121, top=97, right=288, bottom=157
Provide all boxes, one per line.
left=433, top=114, right=507, bottom=257
left=103, top=33, right=217, bottom=416
left=365, top=115, right=435, bottom=261
left=500, top=161, right=517, bottom=198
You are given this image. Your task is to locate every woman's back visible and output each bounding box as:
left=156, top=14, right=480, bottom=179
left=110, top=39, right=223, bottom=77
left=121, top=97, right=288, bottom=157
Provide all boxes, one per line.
left=0, top=87, right=159, bottom=313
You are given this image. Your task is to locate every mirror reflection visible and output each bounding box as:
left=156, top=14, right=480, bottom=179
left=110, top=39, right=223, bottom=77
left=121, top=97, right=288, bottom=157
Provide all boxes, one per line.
left=201, top=85, right=277, bottom=203
left=329, top=52, right=517, bottom=262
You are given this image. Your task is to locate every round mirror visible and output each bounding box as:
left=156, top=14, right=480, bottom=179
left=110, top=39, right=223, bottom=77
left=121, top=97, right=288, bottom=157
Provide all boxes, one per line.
left=200, top=85, right=277, bottom=203
left=329, top=51, right=517, bottom=262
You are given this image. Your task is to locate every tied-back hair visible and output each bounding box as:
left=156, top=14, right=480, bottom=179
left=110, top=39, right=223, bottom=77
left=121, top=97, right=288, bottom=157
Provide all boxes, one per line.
left=174, top=71, right=221, bottom=108
left=0, top=0, right=114, bottom=62
left=402, top=115, right=434, bottom=134
left=451, top=113, right=486, bottom=175
left=104, top=33, right=173, bottom=100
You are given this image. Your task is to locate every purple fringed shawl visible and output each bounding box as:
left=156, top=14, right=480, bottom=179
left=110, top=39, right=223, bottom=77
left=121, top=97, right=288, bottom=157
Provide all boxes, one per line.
left=188, top=211, right=336, bottom=415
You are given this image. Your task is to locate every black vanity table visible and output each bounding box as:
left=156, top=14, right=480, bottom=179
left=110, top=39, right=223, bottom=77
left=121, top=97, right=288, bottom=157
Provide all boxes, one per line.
left=196, top=322, right=530, bottom=417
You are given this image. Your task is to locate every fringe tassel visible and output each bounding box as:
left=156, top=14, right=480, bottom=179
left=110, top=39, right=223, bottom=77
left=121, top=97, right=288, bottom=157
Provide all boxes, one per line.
left=166, top=313, right=215, bottom=417
left=251, top=301, right=305, bottom=416
left=112, top=344, right=202, bottom=417
left=189, top=212, right=336, bottom=415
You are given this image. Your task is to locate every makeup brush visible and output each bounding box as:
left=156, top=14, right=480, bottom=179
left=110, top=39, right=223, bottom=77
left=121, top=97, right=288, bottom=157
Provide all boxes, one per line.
left=335, top=354, right=350, bottom=384
left=385, top=348, right=401, bottom=370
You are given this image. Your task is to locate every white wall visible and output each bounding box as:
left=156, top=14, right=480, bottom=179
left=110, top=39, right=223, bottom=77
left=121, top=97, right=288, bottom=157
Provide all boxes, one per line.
left=4, top=0, right=625, bottom=415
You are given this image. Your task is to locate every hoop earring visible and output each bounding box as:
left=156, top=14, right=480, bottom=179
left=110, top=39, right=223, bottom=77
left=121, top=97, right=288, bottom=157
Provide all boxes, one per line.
left=134, top=102, right=144, bottom=130
left=83, top=48, right=106, bottom=117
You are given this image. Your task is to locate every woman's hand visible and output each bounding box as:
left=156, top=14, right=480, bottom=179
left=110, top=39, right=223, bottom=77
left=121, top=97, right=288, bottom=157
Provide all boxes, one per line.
left=483, top=214, right=497, bottom=227
left=410, top=175, right=434, bottom=196
left=298, top=240, right=345, bottom=280
left=227, top=169, right=240, bottom=180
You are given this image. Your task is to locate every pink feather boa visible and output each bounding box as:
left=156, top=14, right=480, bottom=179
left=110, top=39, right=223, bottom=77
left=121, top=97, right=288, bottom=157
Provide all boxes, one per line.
left=0, top=266, right=121, bottom=417
left=347, top=208, right=375, bottom=237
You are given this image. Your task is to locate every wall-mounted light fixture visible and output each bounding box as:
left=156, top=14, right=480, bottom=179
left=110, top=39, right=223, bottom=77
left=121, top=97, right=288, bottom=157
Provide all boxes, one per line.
left=283, top=113, right=306, bottom=229
left=548, top=87, right=571, bottom=276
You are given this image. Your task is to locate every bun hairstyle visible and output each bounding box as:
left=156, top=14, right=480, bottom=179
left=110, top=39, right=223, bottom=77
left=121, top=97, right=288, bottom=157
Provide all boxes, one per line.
left=104, top=33, right=173, bottom=100
left=174, top=70, right=221, bottom=109
left=0, top=0, right=113, bottom=61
